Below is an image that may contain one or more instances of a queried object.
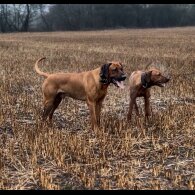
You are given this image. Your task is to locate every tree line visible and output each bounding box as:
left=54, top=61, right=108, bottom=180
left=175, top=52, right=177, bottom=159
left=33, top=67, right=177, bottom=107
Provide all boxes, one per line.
left=1, top=4, right=195, bottom=32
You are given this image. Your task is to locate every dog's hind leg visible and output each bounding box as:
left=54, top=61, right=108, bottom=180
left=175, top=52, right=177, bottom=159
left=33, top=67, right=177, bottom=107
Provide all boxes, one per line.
left=42, top=97, right=55, bottom=121
left=127, top=96, right=136, bottom=122
left=48, top=93, right=63, bottom=122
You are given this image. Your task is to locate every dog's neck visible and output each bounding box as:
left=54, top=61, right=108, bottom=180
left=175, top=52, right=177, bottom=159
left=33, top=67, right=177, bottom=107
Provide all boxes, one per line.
left=99, top=77, right=110, bottom=85
left=99, top=78, right=110, bottom=90
left=95, top=68, right=109, bottom=89
left=99, top=71, right=110, bottom=85
left=100, top=83, right=109, bottom=90
left=141, top=72, right=152, bottom=89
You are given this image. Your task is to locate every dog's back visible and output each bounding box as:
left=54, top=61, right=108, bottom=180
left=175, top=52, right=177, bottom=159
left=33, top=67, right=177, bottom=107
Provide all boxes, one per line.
left=129, top=70, right=144, bottom=88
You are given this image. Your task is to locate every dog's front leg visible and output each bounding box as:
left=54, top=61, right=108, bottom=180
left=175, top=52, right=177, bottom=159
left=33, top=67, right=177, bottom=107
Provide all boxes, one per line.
left=134, top=100, right=140, bottom=117
left=144, top=96, right=151, bottom=120
left=96, top=104, right=102, bottom=127
left=87, top=99, right=98, bottom=130
left=95, top=97, right=105, bottom=127
left=127, top=96, right=136, bottom=122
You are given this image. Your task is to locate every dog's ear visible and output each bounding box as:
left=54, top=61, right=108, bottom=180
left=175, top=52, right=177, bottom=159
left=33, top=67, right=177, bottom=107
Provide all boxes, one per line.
left=141, top=70, right=152, bottom=88
left=100, top=63, right=112, bottom=83
left=145, top=70, right=152, bottom=83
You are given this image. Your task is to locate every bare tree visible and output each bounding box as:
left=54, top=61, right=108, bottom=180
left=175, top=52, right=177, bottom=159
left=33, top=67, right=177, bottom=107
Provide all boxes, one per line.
left=0, top=4, right=40, bottom=32
left=1, top=4, right=195, bottom=32
left=38, top=4, right=50, bottom=31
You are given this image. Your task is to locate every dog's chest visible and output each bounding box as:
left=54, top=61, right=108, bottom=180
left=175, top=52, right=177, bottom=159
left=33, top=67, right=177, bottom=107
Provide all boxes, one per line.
left=137, top=88, right=148, bottom=97
left=95, top=87, right=107, bottom=100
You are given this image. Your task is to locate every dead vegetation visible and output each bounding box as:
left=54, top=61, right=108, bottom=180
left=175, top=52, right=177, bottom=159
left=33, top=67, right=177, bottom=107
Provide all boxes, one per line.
left=0, top=27, right=194, bottom=190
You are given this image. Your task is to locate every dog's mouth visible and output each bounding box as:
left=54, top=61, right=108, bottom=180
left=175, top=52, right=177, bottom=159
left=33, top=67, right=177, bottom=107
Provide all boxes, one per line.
left=112, top=79, right=125, bottom=89
left=156, top=82, right=167, bottom=87
left=157, top=83, right=165, bottom=87
left=112, top=78, right=126, bottom=89
left=156, top=78, right=170, bottom=87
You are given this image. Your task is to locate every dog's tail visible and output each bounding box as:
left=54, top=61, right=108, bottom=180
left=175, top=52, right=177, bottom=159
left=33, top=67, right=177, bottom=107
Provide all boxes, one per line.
left=34, top=57, right=49, bottom=78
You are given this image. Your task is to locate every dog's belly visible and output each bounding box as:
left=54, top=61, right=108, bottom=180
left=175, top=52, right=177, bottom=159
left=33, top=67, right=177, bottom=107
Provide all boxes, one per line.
left=58, top=87, right=86, bottom=101
left=136, top=87, right=148, bottom=97
left=68, top=93, right=86, bottom=101
left=137, top=91, right=145, bottom=97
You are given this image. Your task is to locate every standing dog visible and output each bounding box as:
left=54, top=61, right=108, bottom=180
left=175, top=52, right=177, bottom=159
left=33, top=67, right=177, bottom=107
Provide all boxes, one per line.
left=35, top=57, right=126, bottom=130
left=127, top=67, right=170, bottom=121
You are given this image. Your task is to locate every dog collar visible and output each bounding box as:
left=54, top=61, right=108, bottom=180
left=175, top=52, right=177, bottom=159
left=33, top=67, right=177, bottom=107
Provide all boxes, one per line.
left=141, top=72, right=151, bottom=89
left=99, top=78, right=110, bottom=85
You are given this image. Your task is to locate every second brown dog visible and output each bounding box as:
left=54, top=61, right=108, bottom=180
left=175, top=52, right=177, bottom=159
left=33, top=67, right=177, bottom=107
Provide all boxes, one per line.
left=127, top=67, right=170, bottom=121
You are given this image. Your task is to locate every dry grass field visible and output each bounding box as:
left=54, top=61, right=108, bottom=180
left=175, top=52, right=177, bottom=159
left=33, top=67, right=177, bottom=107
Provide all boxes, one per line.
left=0, top=27, right=194, bottom=190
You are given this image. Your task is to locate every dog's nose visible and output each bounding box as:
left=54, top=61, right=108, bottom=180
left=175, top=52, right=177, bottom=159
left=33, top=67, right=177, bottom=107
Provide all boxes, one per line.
left=122, top=74, right=127, bottom=80
left=167, top=77, right=171, bottom=81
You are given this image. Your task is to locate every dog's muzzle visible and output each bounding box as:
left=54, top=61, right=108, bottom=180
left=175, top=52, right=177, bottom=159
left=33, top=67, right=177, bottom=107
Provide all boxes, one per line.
left=118, top=74, right=127, bottom=81
left=112, top=74, right=126, bottom=89
left=156, top=77, right=170, bottom=87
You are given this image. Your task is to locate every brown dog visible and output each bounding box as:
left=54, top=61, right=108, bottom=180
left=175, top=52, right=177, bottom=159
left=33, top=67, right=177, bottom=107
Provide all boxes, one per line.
left=35, top=57, right=126, bottom=130
left=127, top=67, right=170, bottom=121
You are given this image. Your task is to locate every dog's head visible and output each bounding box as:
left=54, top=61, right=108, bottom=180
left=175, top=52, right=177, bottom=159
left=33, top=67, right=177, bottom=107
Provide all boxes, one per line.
left=100, top=62, right=126, bottom=88
left=142, top=68, right=170, bottom=88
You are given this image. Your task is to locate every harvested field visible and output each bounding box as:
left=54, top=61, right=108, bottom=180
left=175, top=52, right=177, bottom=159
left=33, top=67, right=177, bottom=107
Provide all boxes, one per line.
left=0, top=27, right=194, bottom=189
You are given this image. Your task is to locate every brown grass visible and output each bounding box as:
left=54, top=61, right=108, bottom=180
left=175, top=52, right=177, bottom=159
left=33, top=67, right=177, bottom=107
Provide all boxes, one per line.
left=0, top=27, right=194, bottom=190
